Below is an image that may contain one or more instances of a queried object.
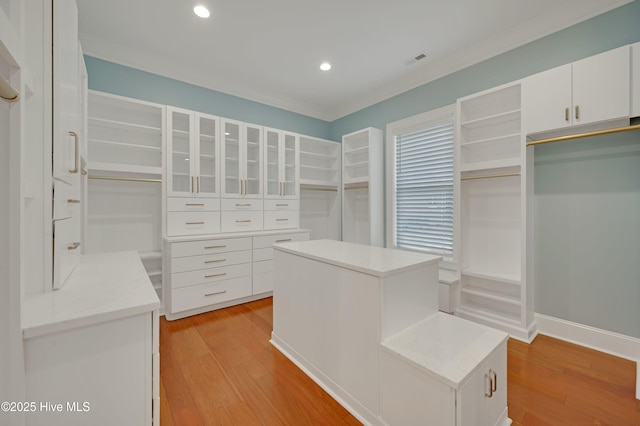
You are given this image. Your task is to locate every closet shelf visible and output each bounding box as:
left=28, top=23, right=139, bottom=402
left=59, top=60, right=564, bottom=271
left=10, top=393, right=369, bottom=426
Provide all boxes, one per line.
left=300, top=151, right=336, bottom=160
left=344, top=160, right=368, bottom=168
left=461, top=268, right=521, bottom=286
left=300, top=181, right=339, bottom=190
left=89, top=162, right=162, bottom=176
left=455, top=303, right=521, bottom=328
left=459, top=157, right=521, bottom=173
left=88, top=117, right=162, bottom=134
left=344, top=145, right=369, bottom=155
left=90, top=138, right=161, bottom=152
left=460, top=109, right=521, bottom=130
left=460, top=286, right=520, bottom=306
left=460, top=133, right=521, bottom=148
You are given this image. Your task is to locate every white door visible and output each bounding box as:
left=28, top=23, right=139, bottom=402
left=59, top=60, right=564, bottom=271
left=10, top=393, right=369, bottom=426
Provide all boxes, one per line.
left=523, top=63, right=572, bottom=135
left=221, top=119, right=242, bottom=197
left=194, top=113, right=220, bottom=197
left=243, top=123, right=263, bottom=197
left=264, top=128, right=281, bottom=198
left=167, top=107, right=194, bottom=196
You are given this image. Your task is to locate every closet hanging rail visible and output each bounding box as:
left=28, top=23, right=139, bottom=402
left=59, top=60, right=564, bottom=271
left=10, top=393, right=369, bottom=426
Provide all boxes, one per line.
left=344, top=184, right=369, bottom=190
left=461, top=172, right=520, bottom=181
left=300, top=186, right=338, bottom=192
left=526, top=123, right=640, bottom=147
left=0, top=75, right=19, bottom=102
left=89, top=175, right=162, bottom=183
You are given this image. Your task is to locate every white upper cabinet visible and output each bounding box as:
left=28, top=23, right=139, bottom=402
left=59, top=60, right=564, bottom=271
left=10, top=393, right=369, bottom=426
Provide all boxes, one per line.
left=264, top=128, right=299, bottom=199
left=632, top=42, right=640, bottom=117
left=52, top=0, right=80, bottom=188
left=524, top=45, right=630, bottom=135
left=221, top=119, right=263, bottom=198
left=167, top=107, right=220, bottom=197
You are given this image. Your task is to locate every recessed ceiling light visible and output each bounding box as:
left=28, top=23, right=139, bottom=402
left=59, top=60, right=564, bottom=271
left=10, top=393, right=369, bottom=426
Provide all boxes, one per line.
left=320, top=62, right=331, bottom=71
left=193, top=5, right=210, bottom=18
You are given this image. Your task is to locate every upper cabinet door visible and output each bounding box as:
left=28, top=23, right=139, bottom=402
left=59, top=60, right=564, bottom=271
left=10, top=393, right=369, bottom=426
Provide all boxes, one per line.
left=167, top=107, right=194, bottom=196
left=52, top=0, right=80, bottom=187
left=221, top=119, right=242, bottom=197
left=265, top=128, right=281, bottom=198
left=572, top=45, right=630, bottom=127
left=195, top=113, right=220, bottom=197
left=283, top=132, right=298, bottom=198
left=243, top=123, right=263, bottom=197
left=523, top=64, right=572, bottom=135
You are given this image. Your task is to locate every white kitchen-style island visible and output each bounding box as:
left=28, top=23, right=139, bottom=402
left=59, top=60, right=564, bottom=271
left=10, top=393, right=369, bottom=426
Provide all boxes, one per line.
left=271, top=239, right=510, bottom=426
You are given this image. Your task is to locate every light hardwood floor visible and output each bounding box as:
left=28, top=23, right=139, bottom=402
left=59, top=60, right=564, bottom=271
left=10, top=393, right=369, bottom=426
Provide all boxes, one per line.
left=160, top=298, right=640, bottom=425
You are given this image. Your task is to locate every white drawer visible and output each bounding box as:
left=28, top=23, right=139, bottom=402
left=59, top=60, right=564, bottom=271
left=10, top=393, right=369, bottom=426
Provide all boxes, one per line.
left=253, top=259, right=273, bottom=274
left=221, top=211, right=264, bottom=233
left=171, top=276, right=252, bottom=313
left=264, top=210, right=299, bottom=230
left=264, top=199, right=299, bottom=211
left=171, top=237, right=251, bottom=257
left=253, top=247, right=273, bottom=262
left=167, top=197, right=220, bottom=212
left=252, top=231, right=309, bottom=249
left=171, top=263, right=252, bottom=289
left=221, top=198, right=264, bottom=211
left=167, top=211, right=220, bottom=236
left=171, top=250, right=252, bottom=274
left=253, top=271, right=273, bottom=295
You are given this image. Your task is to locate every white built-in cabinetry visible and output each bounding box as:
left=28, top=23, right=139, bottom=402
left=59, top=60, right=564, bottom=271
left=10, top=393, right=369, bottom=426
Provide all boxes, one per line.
left=164, top=230, right=309, bottom=319
left=221, top=119, right=263, bottom=198
left=87, top=91, right=165, bottom=299
left=524, top=45, right=630, bottom=136
left=342, top=127, right=383, bottom=246
left=455, top=82, right=535, bottom=342
left=631, top=42, right=640, bottom=117
left=299, top=135, right=341, bottom=240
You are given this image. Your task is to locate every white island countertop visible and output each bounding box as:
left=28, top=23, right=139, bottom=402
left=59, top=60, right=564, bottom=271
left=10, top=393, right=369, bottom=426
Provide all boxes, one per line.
left=381, top=312, right=509, bottom=389
left=274, top=239, right=441, bottom=277
left=23, top=251, right=160, bottom=339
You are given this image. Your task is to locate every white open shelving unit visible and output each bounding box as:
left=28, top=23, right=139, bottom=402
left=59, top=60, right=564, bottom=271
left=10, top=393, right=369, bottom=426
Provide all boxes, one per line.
left=455, top=82, right=536, bottom=342
left=299, top=135, right=341, bottom=240
left=342, top=127, right=383, bottom=247
left=86, top=91, right=165, bottom=301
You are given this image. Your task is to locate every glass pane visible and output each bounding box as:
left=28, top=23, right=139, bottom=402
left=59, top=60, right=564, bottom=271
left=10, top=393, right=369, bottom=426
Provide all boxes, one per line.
left=199, top=116, right=216, bottom=195
left=171, top=110, right=191, bottom=194
left=284, top=134, right=296, bottom=196
left=245, top=126, right=261, bottom=195
left=267, top=130, right=279, bottom=196
left=224, top=122, right=240, bottom=194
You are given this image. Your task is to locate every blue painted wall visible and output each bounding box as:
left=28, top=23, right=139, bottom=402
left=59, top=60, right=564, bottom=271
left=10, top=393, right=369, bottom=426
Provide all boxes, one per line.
left=84, top=56, right=332, bottom=140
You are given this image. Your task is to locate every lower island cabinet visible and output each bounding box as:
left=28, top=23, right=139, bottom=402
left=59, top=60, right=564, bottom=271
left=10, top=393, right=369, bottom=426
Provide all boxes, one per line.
left=164, top=230, right=309, bottom=319
left=380, top=313, right=510, bottom=426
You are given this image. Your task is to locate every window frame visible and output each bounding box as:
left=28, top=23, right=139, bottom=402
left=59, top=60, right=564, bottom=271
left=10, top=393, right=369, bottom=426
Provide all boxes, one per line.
left=385, top=104, right=458, bottom=267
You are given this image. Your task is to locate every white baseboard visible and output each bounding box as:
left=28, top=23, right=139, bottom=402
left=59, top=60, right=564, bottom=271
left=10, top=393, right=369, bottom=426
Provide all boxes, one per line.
left=535, top=313, right=640, bottom=400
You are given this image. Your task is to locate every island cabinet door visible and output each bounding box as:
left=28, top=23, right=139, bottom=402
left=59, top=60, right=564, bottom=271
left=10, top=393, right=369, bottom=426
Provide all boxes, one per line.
left=457, top=342, right=508, bottom=426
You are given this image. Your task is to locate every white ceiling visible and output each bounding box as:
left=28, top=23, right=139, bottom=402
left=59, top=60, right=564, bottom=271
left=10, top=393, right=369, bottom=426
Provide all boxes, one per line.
left=77, top=0, right=631, bottom=121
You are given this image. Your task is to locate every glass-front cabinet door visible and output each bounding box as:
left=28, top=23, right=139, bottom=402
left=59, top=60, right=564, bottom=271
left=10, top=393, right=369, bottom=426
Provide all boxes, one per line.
left=167, top=107, right=193, bottom=196
left=221, top=119, right=242, bottom=196
left=265, top=128, right=281, bottom=197
left=283, top=132, right=298, bottom=198
left=195, top=113, right=219, bottom=197
left=244, top=123, right=263, bottom=197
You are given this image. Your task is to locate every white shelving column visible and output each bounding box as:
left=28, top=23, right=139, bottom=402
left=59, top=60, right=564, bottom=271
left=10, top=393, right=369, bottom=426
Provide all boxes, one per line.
left=455, top=82, right=536, bottom=342
left=299, top=135, right=341, bottom=240
left=86, top=91, right=165, bottom=302
left=342, top=127, right=383, bottom=247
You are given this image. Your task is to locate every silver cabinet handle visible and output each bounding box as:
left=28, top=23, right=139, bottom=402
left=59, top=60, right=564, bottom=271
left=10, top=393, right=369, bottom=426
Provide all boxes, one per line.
left=81, top=168, right=88, bottom=176
left=67, top=199, right=81, bottom=204
left=205, top=290, right=227, bottom=297
left=575, top=105, right=580, bottom=120
left=276, top=218, right=288, bottom=222
left=191, top=176, right=195, bottom=194
left=68, top=131, right=79, bottom=174
left=275, top=203, right=288, bottom=207
left=484, top=369, right=497, bottom=398
left=244, top=179, right=248, bottom=195
left=197, top=176, right=200, bottom=193
left=67, top=242, right=81, bottom=250
left=204, top=272, right=227, bottom=278
left=204, top=245, right=226, bottom=249
left=276, top=239, right=292, bottom=243
left=186, top=221, right=205, bottom=225
left=236, top=219, right=251, bottom=223
left=240, top=179, right=244, bottom=195
left=565, top=107, right=569, bottom=122
left=491, top=369, right=497, bottom=393
left=185, top=203, right=205, bottom=207
left=204, top=259, right=226, bottom=264
left=235, top=203, right=251, bottom=207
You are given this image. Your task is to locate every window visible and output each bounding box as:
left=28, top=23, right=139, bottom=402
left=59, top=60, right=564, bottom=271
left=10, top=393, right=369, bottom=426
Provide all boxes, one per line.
left=386, top=105, right=455, bottom=258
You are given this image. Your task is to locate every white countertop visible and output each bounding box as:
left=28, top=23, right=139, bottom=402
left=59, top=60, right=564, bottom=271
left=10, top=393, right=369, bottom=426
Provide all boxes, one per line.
left=381, top=312, right=508, bottom=389
left=273, top=239, right=441, bottom=277
left=23, top=251, right=160, bottom=339
left=165, top=228, right=310, bottom=243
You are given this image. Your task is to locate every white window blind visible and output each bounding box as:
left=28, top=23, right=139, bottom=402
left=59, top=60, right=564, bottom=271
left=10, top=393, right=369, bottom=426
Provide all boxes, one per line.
left=394, top=119, right=454, bottom=255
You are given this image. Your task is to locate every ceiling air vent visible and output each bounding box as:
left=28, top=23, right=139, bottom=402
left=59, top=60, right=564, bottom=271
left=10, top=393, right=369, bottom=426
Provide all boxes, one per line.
left=405, top=52, right=429, bottom=66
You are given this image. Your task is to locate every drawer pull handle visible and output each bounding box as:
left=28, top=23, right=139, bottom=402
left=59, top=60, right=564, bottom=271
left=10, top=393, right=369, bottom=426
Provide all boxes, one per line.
left=235, top=203, right=251, bottom=207
left=67, top=199, right=81, bottom=204
left=236, top=220, right=251, bottom=223
left=205, top=290, right=227, bottom=297
left=276, top=239, right=292, bottom=243
left=276, top=218, right=288, bottom=221
left=204, top=259, right=226, bottom=264
left=67, top=242, right=81, bottom=250
left=185, top=203, right=205, bottom=207
left=204, top=272, right=227, bottom=278
left=186, top=221, right=205, bottom=225
left=275, top=203, right=288, bottom=207
left=204, top=245, right=226, bottom=249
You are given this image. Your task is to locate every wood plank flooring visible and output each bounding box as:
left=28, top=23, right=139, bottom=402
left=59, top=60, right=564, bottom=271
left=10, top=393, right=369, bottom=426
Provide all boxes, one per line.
left=160, top=298, right=640, bottom=425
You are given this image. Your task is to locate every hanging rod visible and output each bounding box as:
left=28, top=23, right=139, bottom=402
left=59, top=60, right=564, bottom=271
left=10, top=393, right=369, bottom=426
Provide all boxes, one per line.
left=526, top=123, right=640, bottom=147
left=344, top=184, right=369, bottom=190
left=89, top=175, right=162, bottom=183
left=300, top=186, right=338, bottom=192
left=461, top=172, right=520, bottom=181
left=0, top=75, right=19, bottom=102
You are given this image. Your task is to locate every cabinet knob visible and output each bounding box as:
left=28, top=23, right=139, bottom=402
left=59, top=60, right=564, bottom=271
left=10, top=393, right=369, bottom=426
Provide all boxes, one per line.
left=565, top=107, right=569, bottom=122
left=575, top=105, right=580, bottom=120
